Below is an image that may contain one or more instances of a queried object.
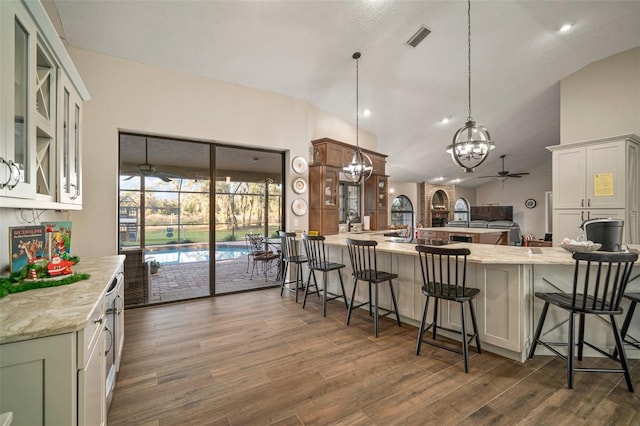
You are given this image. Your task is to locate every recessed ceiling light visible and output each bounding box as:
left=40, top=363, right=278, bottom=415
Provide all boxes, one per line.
left=363, top=109, right=371, bottom=117
left=440, top=117, right=450, bottom=124
left=559, top=22, right=574, bottom=32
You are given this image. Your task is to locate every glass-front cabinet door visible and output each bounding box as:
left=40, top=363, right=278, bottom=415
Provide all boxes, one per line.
left=0, top=5, right=37, bottom=198
left=58, top=74, right=82, bottom=204
left=323, top=167, right=338, bottom=208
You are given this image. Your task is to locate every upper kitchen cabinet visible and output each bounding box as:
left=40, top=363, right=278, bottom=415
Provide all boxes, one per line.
left=548, top=135, right=639, bottom=245
left=0, top=0, right=89, bottom=210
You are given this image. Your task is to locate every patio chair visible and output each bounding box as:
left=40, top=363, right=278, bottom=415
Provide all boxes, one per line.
left=245, top=234, right=269, bottom=273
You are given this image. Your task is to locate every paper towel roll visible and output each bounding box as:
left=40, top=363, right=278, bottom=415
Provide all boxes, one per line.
left=363, top=216, right=370, bottom=231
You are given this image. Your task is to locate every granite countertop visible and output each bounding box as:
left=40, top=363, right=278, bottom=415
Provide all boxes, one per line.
left=324, top=233, right=640, bottom=266
left=0, top=255, right=125, bottom=345
left=416, top=227, right=509, bottom=235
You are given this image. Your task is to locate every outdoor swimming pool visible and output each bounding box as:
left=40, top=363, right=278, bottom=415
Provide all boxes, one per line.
left=145, top=246, right=249, bottom=264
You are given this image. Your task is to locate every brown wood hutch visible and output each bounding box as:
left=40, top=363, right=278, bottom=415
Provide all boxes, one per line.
left=309, top=138, right=388, bottom=235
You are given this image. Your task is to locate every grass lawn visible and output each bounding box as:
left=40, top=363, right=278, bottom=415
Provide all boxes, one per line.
left=121, top=225, right=281, bottom=247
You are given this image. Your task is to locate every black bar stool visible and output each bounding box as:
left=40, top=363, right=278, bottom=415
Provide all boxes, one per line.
left=345, top=238, right=401, bottom=338
left=301, top=234, right=348, bottom=317
left=528, top=251, right=638, bottom=392
left=415, top=245, right=481, bottom=373
left=279, top=231, right=308, bottom=303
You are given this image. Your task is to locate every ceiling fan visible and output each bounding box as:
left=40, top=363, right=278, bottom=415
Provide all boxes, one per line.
left=123, top=138, right=182, bottom=182
left=479, top=154, right=530, bottom=181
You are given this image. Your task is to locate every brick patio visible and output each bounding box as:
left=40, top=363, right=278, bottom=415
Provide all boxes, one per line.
left=148, top=256, right=281, bottom=303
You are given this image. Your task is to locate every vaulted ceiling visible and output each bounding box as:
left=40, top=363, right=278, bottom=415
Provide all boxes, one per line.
left=54, top=1, right=640, bottom=187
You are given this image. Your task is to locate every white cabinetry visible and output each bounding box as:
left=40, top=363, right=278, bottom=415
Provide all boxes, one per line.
left=549, top=136, right=639, bottom=245
left=0, top=0, right=89, bottom=210
left=0, top=301, right=106, bottom=426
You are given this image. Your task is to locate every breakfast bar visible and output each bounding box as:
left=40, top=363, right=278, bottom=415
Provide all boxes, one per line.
left=320, top=233, right=640, bottom=362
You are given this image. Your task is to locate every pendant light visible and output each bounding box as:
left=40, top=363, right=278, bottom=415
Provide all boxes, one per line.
left=446, top=0, right=495, bottom=173
left=342, top=52, right=373, bottom=184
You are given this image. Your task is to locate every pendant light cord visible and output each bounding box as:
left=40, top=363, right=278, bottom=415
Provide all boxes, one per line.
left=356, top=54, right=360, bottom=149
left=467, top=0, right=472, bottom=121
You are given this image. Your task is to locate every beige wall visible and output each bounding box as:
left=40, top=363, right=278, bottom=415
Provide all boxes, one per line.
left=475, top=159, right=552, bottom=239
left=64, top=47, right=375, bottom=259
left=561, top=47, right=640, bottom=144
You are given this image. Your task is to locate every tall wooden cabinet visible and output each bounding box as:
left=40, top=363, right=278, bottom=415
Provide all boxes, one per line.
left=364, top=174, right=389, bottom=231
left=548, top=135, right=639, bottom=245
left=309, top=138, right=388, bottom=234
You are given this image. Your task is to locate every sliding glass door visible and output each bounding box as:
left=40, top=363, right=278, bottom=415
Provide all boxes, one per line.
left=214, top=146, right=283, bottom=294
left=118, top=134, right=284, bottom=305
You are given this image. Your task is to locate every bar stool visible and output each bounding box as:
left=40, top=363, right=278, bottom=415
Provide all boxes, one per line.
left=528, top=251, right=638, bottom=391
left=279, top=231, right=308, bottom=303
left=345, top=238, right=401, bottom=338
left=301, top=234, right=348, bottom=317
left=620, top=292, right=640, bottom=351
left=415, top=245, right=481, bottom=373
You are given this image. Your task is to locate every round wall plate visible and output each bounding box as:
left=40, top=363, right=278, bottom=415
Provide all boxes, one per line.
left=525, top=198, right=537, bottom=209
left=292, top=177, right=307, bottom=194
left=292, top=156, right=308, bottom=174
left=292, top=198, right=308, bottom=216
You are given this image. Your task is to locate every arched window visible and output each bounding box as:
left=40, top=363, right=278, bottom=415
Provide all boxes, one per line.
left=390, top=195, right=414, bottom=228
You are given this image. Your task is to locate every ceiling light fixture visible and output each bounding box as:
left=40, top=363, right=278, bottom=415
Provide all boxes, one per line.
left=342, top=52, right=373, bottom=184
left=559, top=22, right=573, bottom=32
left=441, top=117, right=450, bottom=124
left=446, top=0, right=495, bottom=173
left=363, top=109, right=371, bottom=117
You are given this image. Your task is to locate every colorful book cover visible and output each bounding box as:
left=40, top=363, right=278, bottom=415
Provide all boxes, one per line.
left=44, top=221, right=72, bottom=259
left=9, top=225, right=46, bottom=273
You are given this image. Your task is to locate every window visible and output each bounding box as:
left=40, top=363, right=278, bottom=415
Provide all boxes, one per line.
left=390, top=195, right=414, bottom=228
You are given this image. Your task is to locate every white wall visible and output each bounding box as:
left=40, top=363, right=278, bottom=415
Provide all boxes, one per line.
left=60, top=47, right=375, bottom=259
left=475, top=159, right=552, bottom=239
left=561, top=47, right=640, bottom=144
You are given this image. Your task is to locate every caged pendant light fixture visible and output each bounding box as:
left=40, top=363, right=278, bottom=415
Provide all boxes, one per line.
left=446, top=0, right=495, bottom=173
left=342, top=52, right=373, bottom=184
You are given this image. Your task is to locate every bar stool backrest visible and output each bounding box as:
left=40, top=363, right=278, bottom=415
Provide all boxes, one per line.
left=569, top=251, right=637, bottom=314
left=279, top=231, right=303, bottom=262
left=302, top=234, right=327, bottom=269
left=415, top=245, right=471, bottom=298
left=345, top=238, right=381, bottom=281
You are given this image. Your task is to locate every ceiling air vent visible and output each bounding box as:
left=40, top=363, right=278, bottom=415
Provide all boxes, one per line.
left=406, top=25, right=431, bottom=48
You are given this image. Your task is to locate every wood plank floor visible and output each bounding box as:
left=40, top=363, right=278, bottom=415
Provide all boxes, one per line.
left=108, top=288, right=640, bottom=425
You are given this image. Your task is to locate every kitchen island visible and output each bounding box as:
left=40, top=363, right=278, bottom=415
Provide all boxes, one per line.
left=320, top=233, right=640, bottom=362
left=0, top=255, right=125, bottom=426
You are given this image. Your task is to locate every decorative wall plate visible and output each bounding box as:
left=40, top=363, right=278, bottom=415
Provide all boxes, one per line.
left=292, top=198, right=308, bottom=216
left=292, top=177, right=307, bottom=194
left=525, top=198, right=537, bottom=209
left=292, top=156, right=308, bottom=174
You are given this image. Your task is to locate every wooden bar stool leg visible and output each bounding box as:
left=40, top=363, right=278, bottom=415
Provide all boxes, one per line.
left=416, top=295, right=430, bottom=355
left=469, top=300, right=482, bottom=353
left=611, top=315, right=635, bottom=392
left=388, top=280, right=401, bottom=327
left=577, top=313, right=586, bottom=361
left=322, top=271, right=328, bottom=317
left=338, top=270, right=348, bottom=308
left=529, top=301, right=550, bottom=359
left=461, top=302, right=469, bottom=373
left=568, top=312, right=575, bottom=389
left=433, top=299, right=439, bottom=340
left=374, top=283, right=379, bottom=338
left=346, top=278, right=358, bottom=326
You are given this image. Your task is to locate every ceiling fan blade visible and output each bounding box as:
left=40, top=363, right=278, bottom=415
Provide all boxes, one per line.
left=123, top=175, right=135, bottom=181
left=158, top=175, right=172, bottom=182
left=507, top=172, right=530, bottom=177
